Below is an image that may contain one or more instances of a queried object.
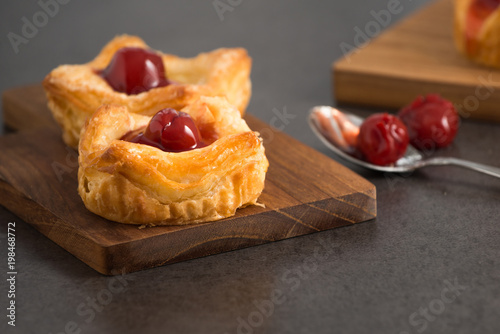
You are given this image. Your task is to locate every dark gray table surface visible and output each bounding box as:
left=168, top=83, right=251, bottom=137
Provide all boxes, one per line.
left=1, top=1, right=500, bottom=333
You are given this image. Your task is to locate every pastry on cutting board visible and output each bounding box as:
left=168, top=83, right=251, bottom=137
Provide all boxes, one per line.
left=43, top=35, right=252, bottom=147
left=78, top=96, right=268, bottom=226
left=454, top=0, right=500, bottom=67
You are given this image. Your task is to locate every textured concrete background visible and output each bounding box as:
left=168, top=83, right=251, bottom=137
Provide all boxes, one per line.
left=2, top=1, right=500, bottom=333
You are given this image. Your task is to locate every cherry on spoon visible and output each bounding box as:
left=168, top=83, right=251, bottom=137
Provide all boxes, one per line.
left=309, top=106, right=500, bottom=178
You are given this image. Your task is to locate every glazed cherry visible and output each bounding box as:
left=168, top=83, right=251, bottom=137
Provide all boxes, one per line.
left=125, top=108, right=204, bottom=152
left=155, top=109, right=203, bottom=151
left=99, top=47, right=170, bottom=95
left=143, top=108, right=177, bottom=143
left=398, top=94, right=459, bottom=149
left=466, top=0, right=500, bottom=54
left=357, top=113, right=409, bottom=166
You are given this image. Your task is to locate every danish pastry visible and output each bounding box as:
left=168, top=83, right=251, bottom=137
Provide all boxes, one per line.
left=78, top=96, right=268, bottom=226
left=454, top=0, right=500, bottom=67
left=43, top=35, right=252, bottom=147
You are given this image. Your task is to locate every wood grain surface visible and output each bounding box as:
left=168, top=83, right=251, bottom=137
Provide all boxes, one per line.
left=0, top=84, right=376, bottom=275
left=334, top=0, right=500, bottom=122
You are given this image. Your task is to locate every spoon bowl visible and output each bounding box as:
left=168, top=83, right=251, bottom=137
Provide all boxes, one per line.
left=309, top=106, right=500, bottom=178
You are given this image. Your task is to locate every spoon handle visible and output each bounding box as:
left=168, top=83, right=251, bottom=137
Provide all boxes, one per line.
left=424, top=157, right=500, bottom=178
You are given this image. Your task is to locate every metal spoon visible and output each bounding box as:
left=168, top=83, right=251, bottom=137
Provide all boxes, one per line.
left=309, top=106, right=500, bottom=178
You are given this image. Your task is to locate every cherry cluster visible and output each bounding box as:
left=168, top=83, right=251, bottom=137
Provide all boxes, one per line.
left=358, top=94, right=459, bottom=166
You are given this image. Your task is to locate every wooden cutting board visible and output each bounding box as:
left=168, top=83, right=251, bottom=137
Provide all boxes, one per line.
left=0, top=84, right=376, bottom=275
left=334, top=0, right=500, bottom=122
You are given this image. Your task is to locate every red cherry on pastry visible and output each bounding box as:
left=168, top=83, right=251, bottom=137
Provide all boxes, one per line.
left=144, top=108, right=177, bottom=143
left=357, top=113, right=409, bottom=166
left=128, top=108, right=204, bottom=152
left=159, top=111, right=202, bottom=152
left=99, top=47, right=170, bottom=95
left=398, top=94, right=459, bottom=149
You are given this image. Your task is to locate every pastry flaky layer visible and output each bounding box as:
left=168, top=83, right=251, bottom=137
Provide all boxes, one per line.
left=43, top=34, right=252, bottom=148
left=78, top=96, right=268, bottom=226
left=454, top=0, right=500, bottom=68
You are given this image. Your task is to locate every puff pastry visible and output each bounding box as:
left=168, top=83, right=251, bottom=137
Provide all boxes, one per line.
left=78, top=96, right=268, bottom=226
left=454, top=0, right=500, bottom=67
left=43, top=35, right=252, bottom=147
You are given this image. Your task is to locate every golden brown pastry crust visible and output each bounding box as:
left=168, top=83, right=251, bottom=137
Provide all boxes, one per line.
left=78, top=97, right=268, bottom=226
left=43, top=35, right=252, bottom=147
left=454, top=0, right=500, bottom=68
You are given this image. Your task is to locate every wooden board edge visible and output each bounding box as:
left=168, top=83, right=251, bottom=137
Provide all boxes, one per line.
left=0, top=180, right=112, bottom=275
left=104, top=192, right=377, bottom=274
left=0, top=176, right=376, bottom=275
left=333, top=66, right=500, bottom=122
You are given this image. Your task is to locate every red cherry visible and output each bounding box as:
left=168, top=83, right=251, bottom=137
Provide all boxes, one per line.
left=357, top=113, right=409, bottom=166
left=124, top=108, right=204, bottom=152
left=160, top=111, right=202, bottom=152
left=398, top=94, right=459, bottom=149
left=99, top=47, right=170, bottom=95
left=144, top=108, right=177, bottom=142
